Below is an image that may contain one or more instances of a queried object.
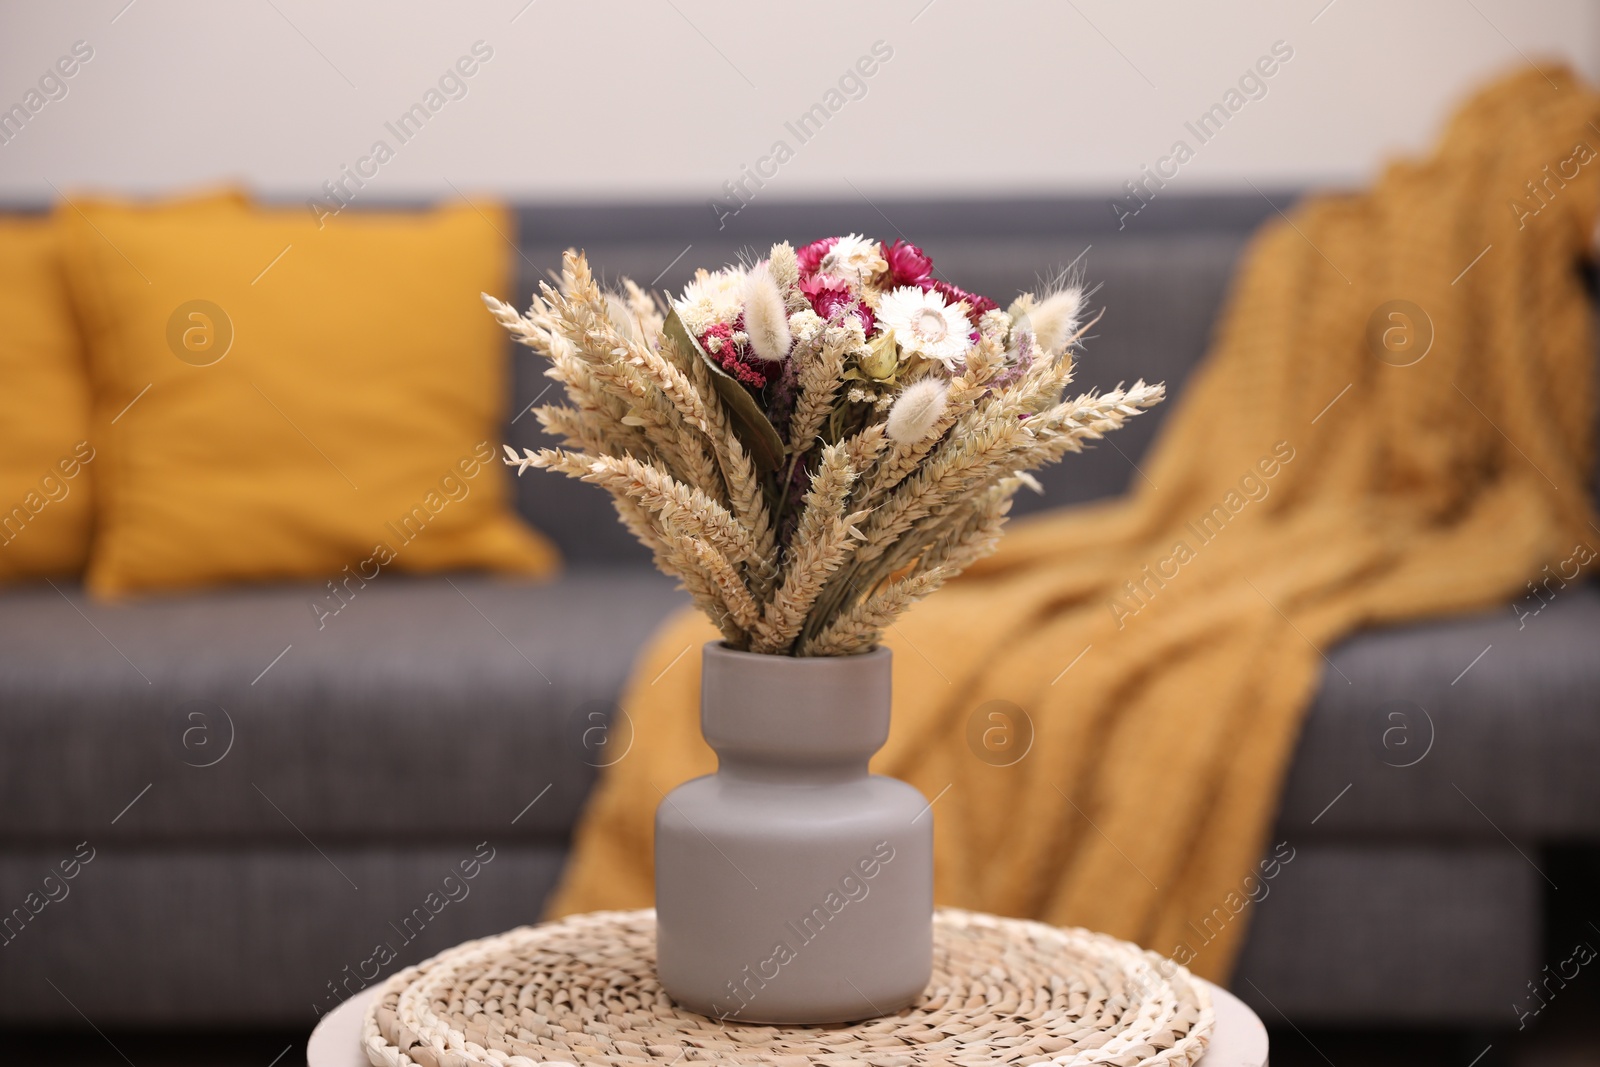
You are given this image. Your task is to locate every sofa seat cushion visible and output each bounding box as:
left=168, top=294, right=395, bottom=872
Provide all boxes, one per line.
left=1232, top=842, right=1538, bottom=1023
left=5, top=567, right=1596, bottom=845
left=0, top=841, right=570, bottom=1025
left=1278, top=584, right=1600, bottom=838
left=0, top=569, right=686, bottom=844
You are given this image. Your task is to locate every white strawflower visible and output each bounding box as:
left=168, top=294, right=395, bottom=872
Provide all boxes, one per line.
left=1019, top=287, right=1083, bottom=354
left=676, top=267, right=745, bottom=332
left=886, top=378, right=950, bottom=444
left=819, top=233, right=887, bottom=287
left=876, top=285, right=974, bottom=369
left=681, top=267, right=745, bottom=311
left=741, top=262, right=792, bottom=362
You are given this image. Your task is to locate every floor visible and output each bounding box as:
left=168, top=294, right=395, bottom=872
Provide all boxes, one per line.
left=1266, top=1017, right=1599, bottom=1067
left=13, top=1004, right=1600, bottom=1067
left=1265, top=853, right=1600, bottom=1067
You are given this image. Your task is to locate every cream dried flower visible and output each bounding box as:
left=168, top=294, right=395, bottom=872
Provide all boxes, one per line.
left=877, top=286, right=974, bottom=370
left=1012, top=286, right=1083, bottom=354
left=886, top=378, right=950, bottom=444
left=819, top=234, right=887, bottom=287
left=741, top=262, right=792, bottom=362
left=978, top=307, right=1013, bottom=342
left=677, top=267, right=746, bottom=333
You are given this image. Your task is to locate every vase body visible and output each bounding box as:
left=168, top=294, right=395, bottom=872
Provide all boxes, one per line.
left=655, top=642, right=933, bottom=1025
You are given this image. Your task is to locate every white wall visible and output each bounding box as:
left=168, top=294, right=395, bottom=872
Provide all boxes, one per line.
left=1, top=0, right=1596, bottom=205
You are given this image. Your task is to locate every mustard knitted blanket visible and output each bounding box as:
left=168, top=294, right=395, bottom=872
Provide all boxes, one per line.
left=549, top=65, right=1599, bottom=980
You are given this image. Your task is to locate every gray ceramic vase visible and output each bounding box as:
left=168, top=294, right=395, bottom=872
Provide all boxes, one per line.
left=655, top=642, right=934, bottom=1025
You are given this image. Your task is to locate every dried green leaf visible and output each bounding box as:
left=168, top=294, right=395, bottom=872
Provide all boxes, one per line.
left=662, top=307, right=785, bottom=471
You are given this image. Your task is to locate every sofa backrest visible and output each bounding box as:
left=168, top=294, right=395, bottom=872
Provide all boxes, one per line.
left=504, top=195, right=1278, bottom=563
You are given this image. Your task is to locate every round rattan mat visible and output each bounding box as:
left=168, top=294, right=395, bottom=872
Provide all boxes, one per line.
left=361, top=908, right=1213, bottom=1067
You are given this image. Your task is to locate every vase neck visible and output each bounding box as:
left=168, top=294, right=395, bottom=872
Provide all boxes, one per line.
left=699, top=643, right=892, bottom=780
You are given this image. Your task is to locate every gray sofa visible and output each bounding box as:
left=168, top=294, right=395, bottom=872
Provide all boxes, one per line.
left=3, top=195, right=1596, bottom=1032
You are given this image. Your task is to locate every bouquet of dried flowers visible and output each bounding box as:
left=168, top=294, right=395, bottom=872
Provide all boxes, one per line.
left=486, top=235, right=1163, bottom=656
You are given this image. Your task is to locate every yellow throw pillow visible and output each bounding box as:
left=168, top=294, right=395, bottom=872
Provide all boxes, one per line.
left=0, top=214, right=94, bottom=582
left=60, top=195, right=558, bottom=598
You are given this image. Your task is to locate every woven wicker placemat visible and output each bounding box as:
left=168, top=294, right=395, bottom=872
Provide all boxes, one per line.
left=361, top=908, right=1213, bottom=1067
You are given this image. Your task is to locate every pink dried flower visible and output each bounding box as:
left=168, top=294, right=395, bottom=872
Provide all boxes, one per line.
left=800, top=274, right=876, bottom=334
left=796, top=237, right=839, bottom=275
left=922, top=278, right=998, bottom=324
left=881, top=240, right=933, bottom=288
left=699, top=322, right=732, bottom=355
left=717, top=347, right=775, bottom=389
left=699, top=319, right=781, bottom=389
